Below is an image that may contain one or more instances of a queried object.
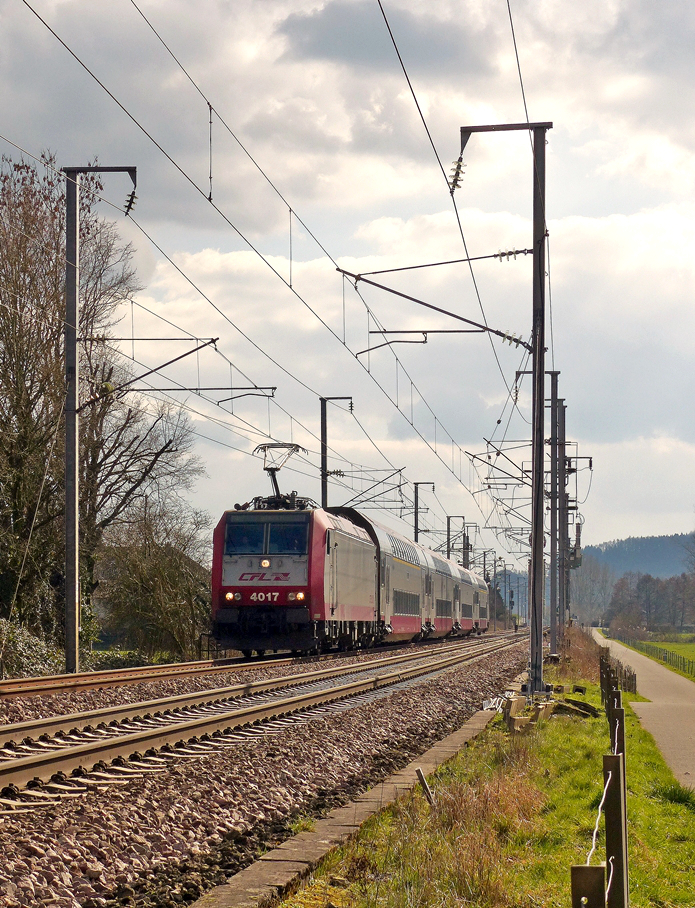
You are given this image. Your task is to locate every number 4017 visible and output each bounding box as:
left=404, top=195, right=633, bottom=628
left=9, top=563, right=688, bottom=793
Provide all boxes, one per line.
left=250, top=592, right=279, bottom=602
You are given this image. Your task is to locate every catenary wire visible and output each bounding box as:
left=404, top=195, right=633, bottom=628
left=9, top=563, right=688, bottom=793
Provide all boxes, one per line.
left=375, top=0, right=528, bottom=426
left=0, top=134, right=397, bottom=484
left=13, top=10, right=513, bottom=550
left=0, top=153, right=436, bottom=534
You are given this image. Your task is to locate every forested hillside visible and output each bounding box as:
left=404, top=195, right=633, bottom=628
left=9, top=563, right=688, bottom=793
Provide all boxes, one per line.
left=584, top=534, right=692, bottom=579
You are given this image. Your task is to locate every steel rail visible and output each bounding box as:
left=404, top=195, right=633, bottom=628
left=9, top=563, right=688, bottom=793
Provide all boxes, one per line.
left=0, top=635, right=518, bottom=745
left=0, top=656, right=263, bottom=698
left=0, top=638, right=520, bottom=791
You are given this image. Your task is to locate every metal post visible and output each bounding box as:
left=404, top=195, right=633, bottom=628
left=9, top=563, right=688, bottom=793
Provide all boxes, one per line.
left=413, top=483, right=433, bottom=544
left=612, top=706, right=626, bottom=758
left=558, top=400, right=568, bottom=637
left=458, top=121, right=552, bottom=694
left=319, top=396, right=351, bottom=510
left=504, top=565, right=509, bottom=630
left=64, top=169, right=80, bottom=675
left=482, top=551, right=488, bottom=628
left=320, top=397, right=327, bottom=509
left=529, top=124, right=548, bottom=696
left=446, top=515, right=465, bottom=562
left=493, top=558, right=498, bottom=633
left=61, top=164, right=137, bottom=673
left=603, top=753, right=630, bottom=908
left=571, top=865, right=606, bottom=908
left=549, top=371, right=559, bottom=656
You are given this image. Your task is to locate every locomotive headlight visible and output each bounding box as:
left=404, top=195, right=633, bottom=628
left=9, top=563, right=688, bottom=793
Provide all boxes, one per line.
left=261, top=558, right=270, bottom=568
left=234, top=592, right=242, bottom=601
left=288, top=592, right=296, bottom=602
left=296, top=592, right=305, bottom=601
left=225, top=592, right=234, bottom=601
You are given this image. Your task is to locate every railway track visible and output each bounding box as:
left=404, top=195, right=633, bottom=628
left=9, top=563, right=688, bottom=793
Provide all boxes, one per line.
left=0, top=655, right=261, bottom=699
left=0, top=632, right=509, bottom=699
left=0, top=634, right=522, bottom=812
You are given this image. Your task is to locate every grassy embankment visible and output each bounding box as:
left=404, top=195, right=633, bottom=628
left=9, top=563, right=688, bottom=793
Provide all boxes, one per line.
left=282, top=629, right=695, bottom=908
left=602, top=629, right=695, bottom=682
left=654, top=637, right=695, bottom=657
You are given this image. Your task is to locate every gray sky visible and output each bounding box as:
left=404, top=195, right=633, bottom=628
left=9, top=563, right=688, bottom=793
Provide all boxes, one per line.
left=2, top=0, right=694, bottom=563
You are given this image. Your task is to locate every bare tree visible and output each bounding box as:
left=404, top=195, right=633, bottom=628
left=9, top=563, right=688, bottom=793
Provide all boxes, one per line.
left=0, top=153, right=206, bottom=651
left=0, top=157, right=70, bottom=635
left=99, top=498, right=210, bottom=659
left=570, top=553, right=616, bottom=625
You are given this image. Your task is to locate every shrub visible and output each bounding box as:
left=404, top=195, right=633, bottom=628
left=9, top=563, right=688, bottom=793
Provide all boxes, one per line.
left=0, top=618, right=63, bottom=677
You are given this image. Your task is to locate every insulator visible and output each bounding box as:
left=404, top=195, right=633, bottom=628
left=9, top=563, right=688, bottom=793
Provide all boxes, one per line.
left=124, top=190, right=138, bottom=215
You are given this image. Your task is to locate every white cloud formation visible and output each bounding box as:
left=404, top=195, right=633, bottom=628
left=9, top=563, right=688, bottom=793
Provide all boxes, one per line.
left=1, top=0, right=694, bottom=555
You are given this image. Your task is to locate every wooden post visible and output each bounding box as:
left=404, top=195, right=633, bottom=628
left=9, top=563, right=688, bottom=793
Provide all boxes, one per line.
left=605, top=679, right=614, bottom=725
left=603, top=754, right=629, bottom=908
left=571, top=865, right=606, bottom=908
left=611, top=707, right=626, bottom=758
left=600, top=657, right=607, bottom=705
left=416, top=768, right=435, bottom=806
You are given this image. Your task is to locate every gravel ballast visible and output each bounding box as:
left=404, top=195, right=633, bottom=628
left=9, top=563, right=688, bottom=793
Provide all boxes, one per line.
left=0, top=647, right=446, bottom=727
left=0, top=644, right=527, bottom=908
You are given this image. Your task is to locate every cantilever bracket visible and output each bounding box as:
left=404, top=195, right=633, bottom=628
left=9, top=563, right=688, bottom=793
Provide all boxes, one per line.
left=356, top=335, right=428, bottom=356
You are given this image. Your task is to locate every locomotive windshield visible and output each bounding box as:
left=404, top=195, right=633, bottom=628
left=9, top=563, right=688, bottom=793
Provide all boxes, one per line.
left=224, top=515, right=309, bottom=556
left=268, top=522, right=307, bottom=554
left=225, top=522, right=265, bottom=555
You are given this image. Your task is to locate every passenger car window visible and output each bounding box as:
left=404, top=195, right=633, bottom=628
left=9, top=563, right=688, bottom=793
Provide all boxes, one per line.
left=268, top=523, right=307, bottom=555
left=225, top=522, right=265, bottom=555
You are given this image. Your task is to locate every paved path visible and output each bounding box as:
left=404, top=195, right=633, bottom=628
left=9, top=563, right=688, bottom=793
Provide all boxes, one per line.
left=594, top=631, right=695, bottom=786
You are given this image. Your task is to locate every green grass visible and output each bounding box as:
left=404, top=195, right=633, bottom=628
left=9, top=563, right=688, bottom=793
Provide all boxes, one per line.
left=656, top=641, right=695, bottom=661
left=288, top=815, right=317, bottom=834
left=283, top=682, right=695, bottom=908
left=612, top=636, right=695, bottom=683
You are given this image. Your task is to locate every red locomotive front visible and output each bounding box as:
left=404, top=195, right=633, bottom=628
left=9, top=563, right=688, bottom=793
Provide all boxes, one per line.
left=212, top=509, right=315, bottom=656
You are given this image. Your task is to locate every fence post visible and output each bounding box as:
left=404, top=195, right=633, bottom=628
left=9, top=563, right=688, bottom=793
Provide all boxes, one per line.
left=603, top=753, right=629, bottom=908
left=611, top=707, right=626, bottom=758
left=571, top=865, right=606, bottom=908
left=610, top=688, right=622, bottom=714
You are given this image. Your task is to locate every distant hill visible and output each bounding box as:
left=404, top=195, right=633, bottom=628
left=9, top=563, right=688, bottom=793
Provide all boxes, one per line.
left=584, top=534, right=692, bottom=579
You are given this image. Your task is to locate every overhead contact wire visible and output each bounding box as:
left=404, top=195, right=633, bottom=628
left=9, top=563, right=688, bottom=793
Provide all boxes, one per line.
left=17, top=4, right=498, bottom=532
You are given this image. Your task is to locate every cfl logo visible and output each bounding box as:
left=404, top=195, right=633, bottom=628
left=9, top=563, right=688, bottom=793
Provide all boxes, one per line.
left=238, top=572, right=290, bottom=582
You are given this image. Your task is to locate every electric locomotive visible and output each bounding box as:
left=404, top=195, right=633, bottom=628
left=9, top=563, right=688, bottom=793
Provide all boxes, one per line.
left=211, top=444, right=489, bottom=656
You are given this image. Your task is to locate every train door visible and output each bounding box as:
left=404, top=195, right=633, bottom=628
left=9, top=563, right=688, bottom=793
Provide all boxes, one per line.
left=325, top=529, right=337, bottom=616
left=424, top=569, right=433, bottom=622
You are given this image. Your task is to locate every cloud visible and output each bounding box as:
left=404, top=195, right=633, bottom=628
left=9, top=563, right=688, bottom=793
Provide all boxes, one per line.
left=2, top=0, right=695, bottom=548
left=581, top=435, right=695, bottom=543
left=278, top=0, right=496, bottom=75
